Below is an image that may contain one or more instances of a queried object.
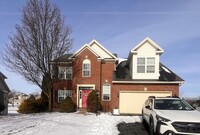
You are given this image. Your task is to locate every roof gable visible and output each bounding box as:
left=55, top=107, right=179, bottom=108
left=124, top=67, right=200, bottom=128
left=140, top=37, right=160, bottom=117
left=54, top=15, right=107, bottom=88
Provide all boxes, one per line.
left=70, top=40, right=117, bottom=60
left=0, top=72, right=10, bottom=93
left=131, top=37, right=164, bottom=54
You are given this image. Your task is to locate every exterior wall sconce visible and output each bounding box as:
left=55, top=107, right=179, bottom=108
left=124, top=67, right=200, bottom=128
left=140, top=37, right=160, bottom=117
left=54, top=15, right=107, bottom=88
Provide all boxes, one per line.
left=144, top=87, right=147, bottom=91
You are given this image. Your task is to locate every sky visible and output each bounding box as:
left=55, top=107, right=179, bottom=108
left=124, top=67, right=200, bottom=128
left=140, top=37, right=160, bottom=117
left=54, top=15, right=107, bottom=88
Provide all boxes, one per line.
left=0, top=0, right=200, bottom=97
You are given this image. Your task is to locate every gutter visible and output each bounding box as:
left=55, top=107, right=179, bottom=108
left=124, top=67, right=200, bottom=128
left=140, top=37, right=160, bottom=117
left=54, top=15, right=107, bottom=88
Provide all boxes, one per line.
left=112, top=81, right=185, bottom=84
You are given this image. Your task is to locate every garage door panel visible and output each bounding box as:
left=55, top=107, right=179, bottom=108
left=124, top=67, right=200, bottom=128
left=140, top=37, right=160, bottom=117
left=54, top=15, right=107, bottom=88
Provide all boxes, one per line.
left=119, top=91, right=172, bottom=114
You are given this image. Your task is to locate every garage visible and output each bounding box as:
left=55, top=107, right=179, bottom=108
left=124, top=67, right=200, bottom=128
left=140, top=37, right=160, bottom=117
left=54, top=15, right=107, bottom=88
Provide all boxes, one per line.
left=119, top=91, right=172, bottom=114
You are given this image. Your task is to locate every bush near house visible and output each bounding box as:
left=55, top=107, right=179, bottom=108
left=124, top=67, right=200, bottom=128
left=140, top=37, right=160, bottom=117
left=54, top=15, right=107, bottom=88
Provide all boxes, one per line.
left=17, top=95, right=48, bottom=114
left=0, top=103, right=5, bottom=112
left=59, top=97, right=76, bottom=113
left=87, top=90, right=102, bottom=113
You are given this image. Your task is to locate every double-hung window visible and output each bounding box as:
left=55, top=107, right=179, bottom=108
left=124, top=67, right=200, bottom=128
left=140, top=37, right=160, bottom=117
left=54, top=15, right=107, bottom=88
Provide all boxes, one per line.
left=58, top=90, right=72, bottom=103
left=137, top=58, right=145, bottom=73
left=58, top=66, right=72, bottom=80
left=102, top=83, right=111, bottom=101
left=147, top=58, right=155, bottom=73
left=137, top=57, right=155, bottom=73
left=82, top=59, right=91, bottom=77
left=58, top=67, right=66, bottom=79
left=66, top=67, right=72, bottom=79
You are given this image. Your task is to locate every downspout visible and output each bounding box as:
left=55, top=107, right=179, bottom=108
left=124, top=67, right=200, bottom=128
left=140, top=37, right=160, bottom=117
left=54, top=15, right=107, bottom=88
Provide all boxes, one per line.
left=100, top=60, right=102, bottom=101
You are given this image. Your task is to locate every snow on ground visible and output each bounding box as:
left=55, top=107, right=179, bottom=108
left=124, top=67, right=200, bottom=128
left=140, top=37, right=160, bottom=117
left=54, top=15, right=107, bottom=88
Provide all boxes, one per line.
left=0, top=105, right=142, bottom=135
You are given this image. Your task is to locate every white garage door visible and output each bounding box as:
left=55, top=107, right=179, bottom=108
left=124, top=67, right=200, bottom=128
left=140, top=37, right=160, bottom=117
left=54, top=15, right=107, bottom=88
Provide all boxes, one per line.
left=119, top=91, right=172, bottom=114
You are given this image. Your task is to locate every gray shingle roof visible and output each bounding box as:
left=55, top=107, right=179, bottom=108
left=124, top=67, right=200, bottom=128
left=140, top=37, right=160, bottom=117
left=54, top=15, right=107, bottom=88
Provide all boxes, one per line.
left=113, top=61, right=184, bottom=82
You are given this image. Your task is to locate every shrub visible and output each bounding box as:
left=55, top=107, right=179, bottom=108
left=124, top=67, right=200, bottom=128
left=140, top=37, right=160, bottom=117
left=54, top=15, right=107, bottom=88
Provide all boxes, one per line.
left=59, top=97, right=76, bottom=113
left=17, top=96, right=48, bottom=114
left=0, top=103, right=5, bottom=112
left=86, top=90, right=101, bottom=113
left=17, top=98, right=38, bottom=114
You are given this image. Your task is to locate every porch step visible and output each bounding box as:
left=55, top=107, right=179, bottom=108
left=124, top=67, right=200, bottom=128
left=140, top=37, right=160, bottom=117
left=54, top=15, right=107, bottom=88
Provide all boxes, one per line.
left=77, top=108, right=87, bottom=115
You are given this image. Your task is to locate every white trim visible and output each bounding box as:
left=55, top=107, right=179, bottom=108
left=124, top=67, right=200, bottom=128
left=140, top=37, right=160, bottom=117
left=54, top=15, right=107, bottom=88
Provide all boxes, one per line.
left=69, top=40, right=117, bottom=60
left=112, top=81, right=185, bottom=84
left=69, top=44, right=100, bottom=59
left=76, top=84, right=95, bottom=108
left=131, top=37, right=164, bottom=54
left=89, top=40, right=118, bottom=59
left=102, top=83, right=111, bottom=101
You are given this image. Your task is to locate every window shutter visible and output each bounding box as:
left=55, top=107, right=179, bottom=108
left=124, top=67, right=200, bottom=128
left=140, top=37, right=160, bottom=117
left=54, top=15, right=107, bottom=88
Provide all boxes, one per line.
left=55, top=91, right=58, bottom=103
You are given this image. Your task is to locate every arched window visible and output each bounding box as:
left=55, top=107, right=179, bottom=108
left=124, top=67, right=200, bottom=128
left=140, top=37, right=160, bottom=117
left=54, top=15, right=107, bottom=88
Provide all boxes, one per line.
left=82, top=59, right=91, bottom=77
left=102, top=83, right=111, bottom=101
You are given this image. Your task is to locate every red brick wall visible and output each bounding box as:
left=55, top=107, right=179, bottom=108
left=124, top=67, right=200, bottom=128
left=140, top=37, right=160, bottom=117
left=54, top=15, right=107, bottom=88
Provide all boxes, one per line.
left=52, top=48, right=117, bottom=110
left=72, top=48, right=116, bottom=110
left=100, top=61, right=115, bottom=111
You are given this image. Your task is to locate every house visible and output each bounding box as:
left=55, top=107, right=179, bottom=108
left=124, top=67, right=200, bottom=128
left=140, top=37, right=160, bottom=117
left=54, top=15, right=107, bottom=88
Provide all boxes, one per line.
left=51, top=37, right=184, bottom=114
left=0, top=72, right=11, bottom=115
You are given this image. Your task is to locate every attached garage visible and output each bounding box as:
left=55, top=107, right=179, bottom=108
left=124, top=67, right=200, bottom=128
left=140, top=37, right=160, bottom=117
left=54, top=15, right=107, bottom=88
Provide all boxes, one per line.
left=119, top=91, right=172, bottom=114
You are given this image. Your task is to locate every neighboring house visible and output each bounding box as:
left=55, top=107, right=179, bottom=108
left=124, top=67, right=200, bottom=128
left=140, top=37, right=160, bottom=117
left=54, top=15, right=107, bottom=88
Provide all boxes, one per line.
left=51, top=37, right=184, bottom=114
left=0, top=72, right=11, bottom=115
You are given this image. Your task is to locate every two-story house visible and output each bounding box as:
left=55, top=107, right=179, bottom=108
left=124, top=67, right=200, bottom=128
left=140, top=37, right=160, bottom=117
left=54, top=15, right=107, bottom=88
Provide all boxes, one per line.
left=51, top=37, right=184, bottom=114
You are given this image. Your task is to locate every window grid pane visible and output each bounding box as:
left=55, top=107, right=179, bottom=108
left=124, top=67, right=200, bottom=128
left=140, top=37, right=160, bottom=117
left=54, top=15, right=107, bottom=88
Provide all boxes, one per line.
left=137, top=58, right=145, bottom=64
left=147, top=58, right=155, bottom=64
left=147, top=66, right=155, bottom=73
left=137, top=66, right=145, bottom=73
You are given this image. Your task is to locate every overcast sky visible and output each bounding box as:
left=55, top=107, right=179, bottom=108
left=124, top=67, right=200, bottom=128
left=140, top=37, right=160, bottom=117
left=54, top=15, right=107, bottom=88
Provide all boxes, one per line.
left=0, top=0, right=200, bottom=97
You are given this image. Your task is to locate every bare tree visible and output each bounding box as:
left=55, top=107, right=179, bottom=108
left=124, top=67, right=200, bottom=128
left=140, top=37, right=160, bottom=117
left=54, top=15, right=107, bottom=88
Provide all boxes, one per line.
left=2, top=0, right=72, bottom=111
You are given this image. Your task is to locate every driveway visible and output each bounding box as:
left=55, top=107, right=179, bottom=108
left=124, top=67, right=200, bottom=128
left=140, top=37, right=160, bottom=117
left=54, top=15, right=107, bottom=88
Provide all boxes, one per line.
left=117, top=122, right=149, bottom=135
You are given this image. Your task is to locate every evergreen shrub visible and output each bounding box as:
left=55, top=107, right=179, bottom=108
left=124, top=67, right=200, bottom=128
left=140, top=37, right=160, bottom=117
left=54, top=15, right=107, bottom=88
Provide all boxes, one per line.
left=59, top=97, right=76, bottom=113
left=17, top=96, right=48, bottom=114
left=86, top=90, right=101, bottom=113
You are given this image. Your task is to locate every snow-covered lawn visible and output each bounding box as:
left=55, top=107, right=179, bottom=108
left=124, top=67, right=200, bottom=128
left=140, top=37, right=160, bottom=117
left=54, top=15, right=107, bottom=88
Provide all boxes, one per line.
left=0, top=105, right=142, bottom=135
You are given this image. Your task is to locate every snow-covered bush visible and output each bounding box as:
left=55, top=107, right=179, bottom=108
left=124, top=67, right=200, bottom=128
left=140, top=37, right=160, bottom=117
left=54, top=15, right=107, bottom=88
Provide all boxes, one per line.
left=86, top=90, right=101, bottom=113
left=59, top=97, right=76, bottom=113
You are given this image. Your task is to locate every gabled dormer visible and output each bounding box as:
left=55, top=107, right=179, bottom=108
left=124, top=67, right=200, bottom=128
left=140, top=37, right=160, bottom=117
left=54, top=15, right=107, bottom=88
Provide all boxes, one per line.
left=128, top=37, right=164, bottom=80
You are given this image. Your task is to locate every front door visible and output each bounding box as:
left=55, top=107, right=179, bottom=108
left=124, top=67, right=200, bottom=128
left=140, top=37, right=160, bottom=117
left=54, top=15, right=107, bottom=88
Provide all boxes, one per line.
left=82, top=90, right=91, bottom=108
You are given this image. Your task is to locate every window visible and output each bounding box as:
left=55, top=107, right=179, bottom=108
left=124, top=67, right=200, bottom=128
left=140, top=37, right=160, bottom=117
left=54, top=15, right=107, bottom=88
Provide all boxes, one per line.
left=58, top=67, right=72, bottom=80
left=137, top=57, right=145, bottom=73
left=82, top=59, right=91, bottom=77
left=147, top=58, right=155, bottom=73
left=137, top=57, right=155, bottom=73
left=58, top=90, right=72, bottom=103
left=102, top=83, right=111, bottom=101
left=66, top=67, right=72, bottom=79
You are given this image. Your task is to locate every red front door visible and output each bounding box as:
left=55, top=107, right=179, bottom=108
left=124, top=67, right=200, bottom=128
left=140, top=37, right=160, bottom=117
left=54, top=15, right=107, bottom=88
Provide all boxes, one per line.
left=82, top=90, right=91, bottom=108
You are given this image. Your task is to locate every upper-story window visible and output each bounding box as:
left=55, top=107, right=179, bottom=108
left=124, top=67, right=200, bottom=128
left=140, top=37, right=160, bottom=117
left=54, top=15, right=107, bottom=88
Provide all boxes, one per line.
left=82, top=59, right=91, bottom=77
left=58, top=66, right=72, bottom=80
left=102, top=83, right=111, bottom=101
left=137, top=57, right=155, bottom=73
